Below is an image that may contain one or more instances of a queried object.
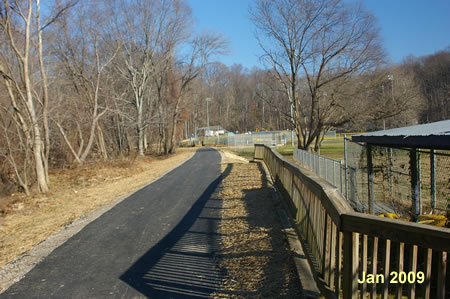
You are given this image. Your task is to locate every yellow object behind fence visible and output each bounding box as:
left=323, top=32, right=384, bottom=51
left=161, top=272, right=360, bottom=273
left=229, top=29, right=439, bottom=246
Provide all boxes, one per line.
left=379, top=213, right=448, bottom=227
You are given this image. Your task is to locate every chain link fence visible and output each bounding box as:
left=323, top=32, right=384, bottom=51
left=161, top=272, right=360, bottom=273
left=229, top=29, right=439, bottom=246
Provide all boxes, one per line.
left=194, top=131, right=448, bottom=218
left=293, top=148, right=345, bottom=194
left=345, top=140, right=449, bottom=217
left=200, top=130, right=343, bottom=148
left=293, top=139, right=449, bottom=218
left=201, top=131, right=295, bottom=148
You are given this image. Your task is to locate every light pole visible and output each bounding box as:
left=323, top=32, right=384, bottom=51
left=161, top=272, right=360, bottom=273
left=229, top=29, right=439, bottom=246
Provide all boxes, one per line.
left=290, top=103, right=294, bottom=146
left=387, top=74, right=394, bottom=100
left=382, top=84, right=385, bottom=129
left=386, top=75, right=394, bottom=213
left=206, top=97, right=211, bottom=136
left=256, top=83, right=265, bottom=129
left=386, top=74, right=394, bottom=129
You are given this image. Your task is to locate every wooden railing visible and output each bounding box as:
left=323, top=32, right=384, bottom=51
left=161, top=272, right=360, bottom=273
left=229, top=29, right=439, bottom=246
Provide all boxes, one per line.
left=254, top=144, right=449, bottom=299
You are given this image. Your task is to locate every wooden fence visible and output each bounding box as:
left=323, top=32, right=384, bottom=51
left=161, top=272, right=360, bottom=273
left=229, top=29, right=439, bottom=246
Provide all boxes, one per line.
left=254, top=144, right=449, bottom=299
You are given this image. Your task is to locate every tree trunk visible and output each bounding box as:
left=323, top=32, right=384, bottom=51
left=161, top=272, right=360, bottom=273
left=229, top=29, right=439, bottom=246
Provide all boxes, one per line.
left=137, top=96, right=145, bottom=156
left=22, top=2, right=48, bottom=193
left=143, top=128, right=148, bottom=152
left=169, top=121, right=177, bottom=154
left=55, top=121, right=82, bottom=163
left=97, top=125, right=108, bottom=160
left=32, top=131, right=49, bottom=192
left=36, top=0, right=50, bottom=184
left=80, top=118, right=99, bottom=161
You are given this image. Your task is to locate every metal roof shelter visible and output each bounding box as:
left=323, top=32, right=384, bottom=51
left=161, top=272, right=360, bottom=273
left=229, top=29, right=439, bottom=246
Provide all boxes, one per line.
left=352, top=119, right=450, bottom=150
left=350, top=120, right=450, bottom=219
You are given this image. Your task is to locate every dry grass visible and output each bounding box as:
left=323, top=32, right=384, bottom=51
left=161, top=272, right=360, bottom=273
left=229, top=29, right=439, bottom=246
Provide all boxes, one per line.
left=213, top=162, right=301, bottom=297
left=0, top=148, right=196, bottom=267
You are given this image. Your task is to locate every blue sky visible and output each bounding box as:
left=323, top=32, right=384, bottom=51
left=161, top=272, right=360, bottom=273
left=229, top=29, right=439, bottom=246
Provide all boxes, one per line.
left=186, top=0, right=450, bottom=69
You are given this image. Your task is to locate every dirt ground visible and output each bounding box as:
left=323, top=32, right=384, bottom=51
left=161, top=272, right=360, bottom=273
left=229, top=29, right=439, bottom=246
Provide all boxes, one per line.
left=0, top=148, right=196, bottom=269
left=213, top=160, right=302, bottom=298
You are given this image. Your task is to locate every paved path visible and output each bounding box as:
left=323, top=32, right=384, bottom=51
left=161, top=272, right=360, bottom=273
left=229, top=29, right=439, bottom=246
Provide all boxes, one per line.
left=1, top=148, right=224, bottom=298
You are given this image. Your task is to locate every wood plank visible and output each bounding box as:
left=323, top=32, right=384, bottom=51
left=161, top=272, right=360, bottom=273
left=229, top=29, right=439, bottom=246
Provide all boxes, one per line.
left=370, top=237, right=379, bottom=299
left=288, top=156, right=353, bottom=223
left=395, top=242, right=404, bottom=299
left=293, top=183, right=300, bottom=223
left=341, top=213, right=450, bottom=252
left=322, top=214, right=330, bottom=283
left=317, top=202, right=323, bottom=270
left=307, top=190, right=314, bottom=258
left=265, top=144, right=354, bottom=227
left=329, top=222, right=336, bottom=290
left=288, top=170, right=293, bottom=195
left=314, top=195, right=321, bottom=266
left=422, top=248, right=432, bottom=299
left=299, top=182, right=307, bottom=234
left=321, top=207, right=326, bottom=272
left=382, top=239, right=391, bottom=299
left=316, top=202, right=322, bottom=272
left=335, top=231, right=342, bottom=297
left=305, top=188, right=312, bottom=244
left=343, top=231, right=359, bottom=299
left=361, top=234, right=368, bottom=298
left=319, top=202, right=325, bottom=269
left=408, top=245, right=418, bottom=299
left=437, top=251, right=447, bottom=299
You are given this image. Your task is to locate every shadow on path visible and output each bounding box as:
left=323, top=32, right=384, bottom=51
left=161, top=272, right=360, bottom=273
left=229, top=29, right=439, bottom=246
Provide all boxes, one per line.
left=216, top=161, right=303, bottom=298
left=120, top=164, right=233, bottom=298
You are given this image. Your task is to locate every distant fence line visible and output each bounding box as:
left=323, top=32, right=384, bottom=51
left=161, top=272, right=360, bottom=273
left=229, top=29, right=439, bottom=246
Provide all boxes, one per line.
left=202, top=131, right=291, bottom=147
left=197, top=130, right=365, bottom=148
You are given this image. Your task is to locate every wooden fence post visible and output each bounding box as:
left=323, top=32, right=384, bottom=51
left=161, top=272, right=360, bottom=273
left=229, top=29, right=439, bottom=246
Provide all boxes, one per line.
left=343, top=231, right=359, bottom=299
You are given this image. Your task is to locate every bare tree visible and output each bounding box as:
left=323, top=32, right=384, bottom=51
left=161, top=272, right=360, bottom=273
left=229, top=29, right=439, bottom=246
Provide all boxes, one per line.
left=111, top=0, right=192, bottom=156
left=0, top=103, right=33, bottom=195
left=251, top=0, right=383, bottom=151
left=362, top=67, right=425, bottom=129
left=0, top=0, right=50, bottom=192
left=0, top=0, right=78, bottom=192
left=408, top=49, right=450, bottom=123
left=52, top=2, right=119, bottom=163
left=158, top=33, right=228, bottom=154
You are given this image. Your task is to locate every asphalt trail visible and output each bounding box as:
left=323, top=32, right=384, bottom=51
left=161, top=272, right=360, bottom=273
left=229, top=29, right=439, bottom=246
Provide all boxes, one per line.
left=2, top=148, right=224, bottom=298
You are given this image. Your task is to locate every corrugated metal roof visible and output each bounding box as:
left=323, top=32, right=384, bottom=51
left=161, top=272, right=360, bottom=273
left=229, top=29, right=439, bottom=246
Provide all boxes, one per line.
left=352, top=120, right=450, bottom=149
left=356, top=119, right=450, bottom=137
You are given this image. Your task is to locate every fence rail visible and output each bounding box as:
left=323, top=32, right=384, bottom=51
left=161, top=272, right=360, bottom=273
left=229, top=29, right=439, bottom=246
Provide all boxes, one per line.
left=254, top=144, right=449, bottom=299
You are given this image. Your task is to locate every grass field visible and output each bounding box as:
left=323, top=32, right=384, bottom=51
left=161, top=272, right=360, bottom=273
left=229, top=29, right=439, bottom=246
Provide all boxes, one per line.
left=226, top=147, right=255, bottom=159
left=319, top=141, right=345, bottom=160
left=226, top=140, right=346, bottom=161
left=276, top=140, right=345, bottom=161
